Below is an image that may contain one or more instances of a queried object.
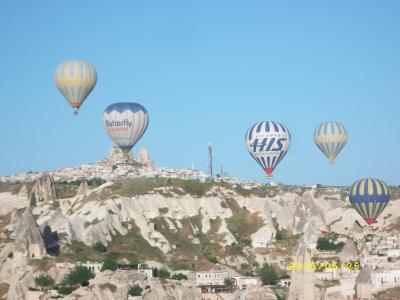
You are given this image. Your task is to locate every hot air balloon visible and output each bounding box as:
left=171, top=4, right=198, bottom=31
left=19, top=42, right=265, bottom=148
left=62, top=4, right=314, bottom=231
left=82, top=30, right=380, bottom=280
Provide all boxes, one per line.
left=349, top=178, right=391, bottom=225
left=314, top=121, right=348, bottom=164
left=54, top=60, right=97, bottom=115
left=245, top=121, right=291, bottom=179
left=103, top=102, right=149, bottom=153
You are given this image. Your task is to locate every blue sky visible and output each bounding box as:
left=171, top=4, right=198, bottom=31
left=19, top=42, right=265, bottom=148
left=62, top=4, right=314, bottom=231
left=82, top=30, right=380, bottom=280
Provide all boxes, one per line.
left=1, top=1, right=399, bottom=185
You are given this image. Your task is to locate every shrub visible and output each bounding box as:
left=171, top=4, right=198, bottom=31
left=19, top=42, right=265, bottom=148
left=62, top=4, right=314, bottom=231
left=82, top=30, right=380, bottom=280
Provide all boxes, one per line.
left=128, top=284, right=143, bottom=296
left=205, top=254, right=218, bottom=264
left=62, top=266, right=94, bottom=287
left=100, top=283, right=117, bottom=292
left=171, top=273, right=188, bottom=281
left=258, top=263, right=278, bottom=285
left=93, top=241, right=107, bottom=252
left=57, top=285, right=76, bottom=295
left=154, top=267, right=170, bottom=279
left=101, top=258, right=117, bottom=272
left=34, top=275, right=54, bottom=290
left=242, top=239, right=252, bottom=246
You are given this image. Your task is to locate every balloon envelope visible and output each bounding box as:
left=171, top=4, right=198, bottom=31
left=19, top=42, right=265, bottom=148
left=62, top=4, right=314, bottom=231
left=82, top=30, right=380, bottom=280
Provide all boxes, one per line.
left=103, top=102, right=149, bottom=153
left=349, top=178, right=390, bottom=225
left=314, top=121, right=348, bottom=164
left=245, top=121, right=291, bottom=179
left=55, top=60, right=97, bottom=113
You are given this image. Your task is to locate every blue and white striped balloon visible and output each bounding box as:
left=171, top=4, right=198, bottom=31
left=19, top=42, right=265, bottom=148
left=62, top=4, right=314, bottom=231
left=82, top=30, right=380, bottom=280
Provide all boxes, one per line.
left=245, top=121, right=291, bottom=179
left=103, top=102, right=149, bottom=153
left=349, top=178, right=390, bottom=225
left=314, top=121, right=348, bottom=164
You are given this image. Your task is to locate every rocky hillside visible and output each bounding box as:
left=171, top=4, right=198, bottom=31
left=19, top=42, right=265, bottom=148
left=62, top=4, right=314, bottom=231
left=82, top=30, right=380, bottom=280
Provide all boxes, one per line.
left=0, top=176, right=399, bottom=299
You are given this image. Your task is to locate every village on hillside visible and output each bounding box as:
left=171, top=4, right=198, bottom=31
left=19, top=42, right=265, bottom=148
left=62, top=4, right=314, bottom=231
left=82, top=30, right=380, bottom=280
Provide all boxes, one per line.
left=0, top=149, right=400, bottom=300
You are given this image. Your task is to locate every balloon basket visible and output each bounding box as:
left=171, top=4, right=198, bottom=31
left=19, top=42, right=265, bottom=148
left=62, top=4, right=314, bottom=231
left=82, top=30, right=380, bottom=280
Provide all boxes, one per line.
left=328, top=160, right=335, bottom=165
left=73, top=110, right=79, bottom=116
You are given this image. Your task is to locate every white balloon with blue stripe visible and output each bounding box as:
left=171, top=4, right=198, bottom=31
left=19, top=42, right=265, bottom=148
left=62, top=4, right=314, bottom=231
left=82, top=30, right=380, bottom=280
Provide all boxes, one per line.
left=245, top=121, right=291, bottom=179
left=314, top=121, right=348, bottom=165
left=103, top=102, right=149, bottom=154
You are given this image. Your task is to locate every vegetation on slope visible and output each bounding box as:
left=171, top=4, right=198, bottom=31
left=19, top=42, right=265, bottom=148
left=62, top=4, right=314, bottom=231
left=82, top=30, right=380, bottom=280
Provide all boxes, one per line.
left=59, top=222, right=164, bottom=263
left=0, top=283, right=9, bottom=300
left=374, top=286, right=400, bottom=299
left=225, top=198, right=264, bottom=245
left=55, top=178, right=106, bottom=199
left=0, top=182, right=33, bottom=194
left=113, top=177, right=214, bottom=197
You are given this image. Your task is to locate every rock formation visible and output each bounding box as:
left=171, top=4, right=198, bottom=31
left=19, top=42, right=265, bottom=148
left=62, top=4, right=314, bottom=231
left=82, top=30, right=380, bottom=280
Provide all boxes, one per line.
left=29, top=174, right=57, bottom=206
left=138, top=147, right=152, bottom=165
left=7, top=209, right=45, bottom=300
left=356, top=269, right=372, bottom=300
left=77, top=180, right=89, bottom=196
left=18, top=184, right=29, bottom=200
left=288, top=242, right=315, bottom=300
left=14, top=208, right=46, bottom=259
left=339, top=239, right=358, bottom=262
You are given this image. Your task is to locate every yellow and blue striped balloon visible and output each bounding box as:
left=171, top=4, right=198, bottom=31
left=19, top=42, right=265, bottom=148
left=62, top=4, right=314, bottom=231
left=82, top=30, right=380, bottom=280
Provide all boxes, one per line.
left=54, top=60, right=97, bottom=114
left=314, top=121, right=348, bottom=164
left=349, top=178, right=391, bottom=225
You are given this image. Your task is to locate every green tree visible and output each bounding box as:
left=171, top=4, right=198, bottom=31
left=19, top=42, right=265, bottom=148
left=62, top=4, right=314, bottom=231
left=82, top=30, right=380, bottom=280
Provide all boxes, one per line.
left=275, top=231, right=284, bottom=241
left=224, top=277, right=234, bottom=286
left=171, top=273, right=188, bottom=281
left=62, top=266, right=95, bottom=287
left=101, top=258, right=117, bottom=272
left=258, top=263, right=278, bottom=285
left=34, top=275, right=54, bottom=290
left=93, top=241, right=107, bottom=252
left=316, top=237, right=344, bottom=251
left=128, top=284, right=143, bottom=296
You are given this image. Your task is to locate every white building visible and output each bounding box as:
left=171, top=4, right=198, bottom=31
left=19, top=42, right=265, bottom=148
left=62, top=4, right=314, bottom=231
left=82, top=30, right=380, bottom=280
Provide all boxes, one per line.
left=379, top=248, right=400, bottom=258
left=371, top=269, right=400, bottom=290
left=81, top=261, right=103, bottom=274
left=360, top=255, right=385, bottom=270
left=232, top=276, right=259, bottom=290
left=313, top=269, right=339, bottom=281
left=279, top=279, right=291, bottom=288
left=137, top=263, right=153, bottom=280
left=196, top=270, right=229, bottom=286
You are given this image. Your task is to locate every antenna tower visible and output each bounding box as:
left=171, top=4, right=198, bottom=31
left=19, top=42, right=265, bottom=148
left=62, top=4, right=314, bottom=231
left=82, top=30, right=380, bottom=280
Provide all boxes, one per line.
left=208, top=143, right=213, bottom=181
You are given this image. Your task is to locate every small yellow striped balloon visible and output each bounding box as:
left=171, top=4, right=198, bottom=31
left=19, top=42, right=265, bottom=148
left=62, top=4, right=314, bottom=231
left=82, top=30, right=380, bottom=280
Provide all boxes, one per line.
left=314, top=121, right=348, bottom=164
left=54, top=60, right=97, bottom=115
